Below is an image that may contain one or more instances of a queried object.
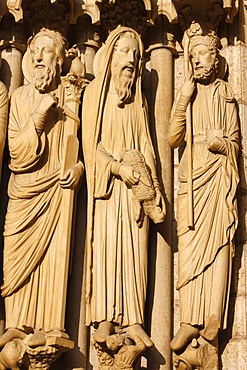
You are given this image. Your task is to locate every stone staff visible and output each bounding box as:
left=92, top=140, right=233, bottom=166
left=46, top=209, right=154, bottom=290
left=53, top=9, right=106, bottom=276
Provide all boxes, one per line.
left=183, top=30, right=194, bottom=229
left=51, top=64, right=86, bottom=335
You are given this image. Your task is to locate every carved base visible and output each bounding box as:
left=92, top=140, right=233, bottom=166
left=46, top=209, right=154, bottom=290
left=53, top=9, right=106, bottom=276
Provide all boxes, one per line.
left=173, top=336, right=218, bottom=370
left=26, top=345, right=62, bottom=370
left=0, top=330, right=74, bottom=370
left=93, top=324, right=148, bottom=370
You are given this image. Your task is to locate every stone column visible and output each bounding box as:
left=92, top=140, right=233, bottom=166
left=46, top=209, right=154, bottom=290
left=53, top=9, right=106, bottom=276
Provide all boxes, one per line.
left=75, top=16, right=101, bottom=80
left=145, top=17, right=176, bottom=370
left=63, top=16, right=102, bottom=370
left=0, top=15, right=28, bottom=95
left=0, top=42, right=25, bottom=96
left=219, top=42, right=247, bottom=370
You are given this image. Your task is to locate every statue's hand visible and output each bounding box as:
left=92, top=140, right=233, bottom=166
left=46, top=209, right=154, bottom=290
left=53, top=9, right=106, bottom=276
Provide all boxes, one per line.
left=60, top=161, right=84, bottom=189
left=181, top=73, right=195, bottom=98
left=207, top=136, right=227, bottom=155
left=155, top=188, right=166, bottom=216
left=119, top=165, right=140, bottom=187
left=37, top=93, right=58, bottom=114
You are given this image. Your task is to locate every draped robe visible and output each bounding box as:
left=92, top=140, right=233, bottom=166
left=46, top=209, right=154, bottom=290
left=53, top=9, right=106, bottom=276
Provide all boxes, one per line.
left=82, top=27, right=157, bottom=327
left=2, top=83, right=67, bottom=332
left=0, top=81, right=8, bottom=181
left=169, top=79, right=239, bottom=329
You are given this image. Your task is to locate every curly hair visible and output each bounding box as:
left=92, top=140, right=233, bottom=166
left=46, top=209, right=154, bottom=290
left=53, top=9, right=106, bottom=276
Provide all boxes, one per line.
left=28, top=28, right=68, bottom=72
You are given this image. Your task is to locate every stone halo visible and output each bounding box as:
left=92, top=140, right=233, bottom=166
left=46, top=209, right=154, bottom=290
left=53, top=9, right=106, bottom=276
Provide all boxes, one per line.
left=22, top=48, right=33, bottom=84
left=93, top=43, right=107, bottom=77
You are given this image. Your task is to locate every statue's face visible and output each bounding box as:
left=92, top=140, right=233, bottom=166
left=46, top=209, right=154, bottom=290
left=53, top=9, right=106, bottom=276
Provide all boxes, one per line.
left=31, top=35, right=57, bottom=70
left=112, top=36, right=139, bottom=77
left=111, top=34, right=140, bottom=106
left=30, top=35, right=59, bottom=92
left=190, top=44, right=216, bottom=82
left=190, top=44, right=215, bottom=68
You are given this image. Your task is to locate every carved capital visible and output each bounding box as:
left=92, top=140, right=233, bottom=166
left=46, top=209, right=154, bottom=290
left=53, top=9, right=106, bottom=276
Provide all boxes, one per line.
left=26, top=346, right=62, bottom=370
left=62, top=73, right=88, bottom=102
left=0, top=331, right=74, bottom=370
left=146, top=16, right=177, bottom=54
left=75, top=16, right=101, bottom=49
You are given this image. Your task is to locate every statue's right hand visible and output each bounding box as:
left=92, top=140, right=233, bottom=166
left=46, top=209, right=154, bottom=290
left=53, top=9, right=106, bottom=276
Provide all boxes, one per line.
left=119, top=165, right=140, bottom=187
left=37, top=93, right=58, bottom=114
left=181, top=73, right=195, bottom=98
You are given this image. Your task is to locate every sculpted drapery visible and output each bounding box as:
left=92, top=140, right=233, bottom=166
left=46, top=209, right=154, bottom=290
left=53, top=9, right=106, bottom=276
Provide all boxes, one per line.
left=170, top=80, right=239, bottom=327
left=2, top=84, right=65, bottom=331
left=82, top=27, right=159, bottom=329
left=1, top=29, right=83, bottom=334
left=169, top=31, right=239, bottom=352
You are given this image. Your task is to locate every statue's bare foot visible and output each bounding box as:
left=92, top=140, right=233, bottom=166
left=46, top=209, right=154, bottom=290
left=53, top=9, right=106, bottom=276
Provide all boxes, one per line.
left=94, top=321, right=114, bottom=344
left=0, top=328, right=27, bottom=348
left=28, top=331, right=46, bottom=348
left=170, top=324, right=199, bottom=351
left=126, top=324, right=153, bottom=348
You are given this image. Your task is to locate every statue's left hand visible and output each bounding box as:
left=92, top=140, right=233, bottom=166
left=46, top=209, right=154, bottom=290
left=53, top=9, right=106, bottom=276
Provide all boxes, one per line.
left=207, top=136, right=227, bottom=155
left=60, top=161, right=84, bottom=189
left=155, top=188, right=166, bottom=215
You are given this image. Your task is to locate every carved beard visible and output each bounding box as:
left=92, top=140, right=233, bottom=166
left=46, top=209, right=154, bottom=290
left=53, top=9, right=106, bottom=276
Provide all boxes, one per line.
left=33, top=61, right=58, bottom=93
left=111, top=62, right=136, bottom=107
left=193, top=62, right=216, bottom=83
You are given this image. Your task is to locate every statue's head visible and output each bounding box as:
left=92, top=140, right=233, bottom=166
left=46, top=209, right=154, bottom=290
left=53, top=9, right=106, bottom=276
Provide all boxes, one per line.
left=106, top=334, right=125, bottom=352
left=189, top=32, right=220, bottom=83
left=111, top=31, right=140, bottom=107
left=28, top=28, right=67, bottom=92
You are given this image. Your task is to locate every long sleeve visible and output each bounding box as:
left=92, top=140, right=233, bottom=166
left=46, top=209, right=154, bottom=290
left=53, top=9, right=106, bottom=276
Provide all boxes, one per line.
left=168, top=93, right=191, bottom=149
left=8, top=87, right=46, bottom=173
left=94, top=142, right=116, bottom=199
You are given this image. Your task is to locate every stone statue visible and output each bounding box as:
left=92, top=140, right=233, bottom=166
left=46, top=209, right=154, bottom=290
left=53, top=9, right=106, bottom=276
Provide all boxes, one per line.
left=82, top=26, right=165, bottom=360
left=169, top=28, right=239, bottom=359
left=0, top=28, right=84, bottom=364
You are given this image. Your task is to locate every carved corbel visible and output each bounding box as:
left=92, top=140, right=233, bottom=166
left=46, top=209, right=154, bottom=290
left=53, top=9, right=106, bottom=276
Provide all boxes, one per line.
left=6, top=0, right=23, bottom=22
left=154, top=0, right=178, bottom=23
left=173, top=336, right=218, bottom=370
left=93, top=331, right=147, bottom=370
left=222, top=0, right=239, bottom=23
left=68, top=0, right=101, bottom=25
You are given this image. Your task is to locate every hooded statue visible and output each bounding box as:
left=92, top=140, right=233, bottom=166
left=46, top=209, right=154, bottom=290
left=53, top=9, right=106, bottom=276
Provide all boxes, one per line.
left=82, top=26, right=164, bottom=345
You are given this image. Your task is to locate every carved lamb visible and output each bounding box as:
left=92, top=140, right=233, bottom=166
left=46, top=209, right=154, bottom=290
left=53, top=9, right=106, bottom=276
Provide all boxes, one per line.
left=119, top=149, right=165, bottom=227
